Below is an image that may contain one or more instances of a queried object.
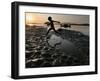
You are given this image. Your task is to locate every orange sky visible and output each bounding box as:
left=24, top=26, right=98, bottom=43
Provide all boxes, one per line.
left=25, top=13, right=48, bottom=24
left=25, top=12, right=89, bottom=25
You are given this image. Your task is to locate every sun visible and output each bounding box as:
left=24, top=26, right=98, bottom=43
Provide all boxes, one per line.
left=26, top=13, right=35, bottom=24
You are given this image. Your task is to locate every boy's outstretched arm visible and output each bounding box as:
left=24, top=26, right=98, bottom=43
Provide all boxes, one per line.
left=44, top=21, right=51, bottom=26
left=53, top=20, right=61, bottom=24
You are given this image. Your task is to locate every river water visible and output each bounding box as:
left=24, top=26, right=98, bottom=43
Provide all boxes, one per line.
left=48, top=34, right=78, bottom=54
left=67, top=25, right=89, bottom=36
left=54, top=25, right=89, bottom=36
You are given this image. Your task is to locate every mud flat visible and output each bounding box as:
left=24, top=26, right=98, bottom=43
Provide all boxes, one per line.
left=25, top=27, right=89, bottom=68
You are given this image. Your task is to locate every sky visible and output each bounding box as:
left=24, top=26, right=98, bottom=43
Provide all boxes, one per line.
left=25, top=12, right=89, bottom=25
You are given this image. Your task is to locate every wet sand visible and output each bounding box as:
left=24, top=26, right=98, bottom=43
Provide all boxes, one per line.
left=25, top=27, right=89, bottom=68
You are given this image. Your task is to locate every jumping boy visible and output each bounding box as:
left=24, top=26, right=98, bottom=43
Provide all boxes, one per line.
left=46, top=16, right=61, bottom=36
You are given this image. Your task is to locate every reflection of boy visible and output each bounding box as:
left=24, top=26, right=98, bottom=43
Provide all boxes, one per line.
left=46, top=16, right=61, bottom=36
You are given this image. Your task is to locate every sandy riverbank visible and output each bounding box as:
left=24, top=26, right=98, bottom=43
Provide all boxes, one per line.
left=25, top=27, right=89, bottom=68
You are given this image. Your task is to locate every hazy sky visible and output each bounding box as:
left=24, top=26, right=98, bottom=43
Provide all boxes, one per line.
left=25, top=12, right=89, bottom=25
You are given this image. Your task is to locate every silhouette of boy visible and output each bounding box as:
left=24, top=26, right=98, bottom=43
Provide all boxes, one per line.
left=46, top=16, right=60, bottom=36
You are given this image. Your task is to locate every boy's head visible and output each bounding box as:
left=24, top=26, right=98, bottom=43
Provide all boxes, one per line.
left=48, top=16, right=52, bottom=21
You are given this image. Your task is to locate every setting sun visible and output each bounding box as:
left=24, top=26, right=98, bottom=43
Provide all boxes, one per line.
left=25, top=13, right=47, bottom=25
left=26, top=13, right=35, bottom=24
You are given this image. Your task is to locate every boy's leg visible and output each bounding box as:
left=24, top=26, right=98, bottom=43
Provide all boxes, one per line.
left=53, top=28, right=60, bottom=34
left=46, top=28, right=52, bottom=36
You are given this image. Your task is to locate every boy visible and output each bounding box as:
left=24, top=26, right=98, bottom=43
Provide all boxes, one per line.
left=46, top=16, right=61, bottom=36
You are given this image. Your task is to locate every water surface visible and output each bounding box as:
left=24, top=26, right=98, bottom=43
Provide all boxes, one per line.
left=48, top=34, right=77, bottom=55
